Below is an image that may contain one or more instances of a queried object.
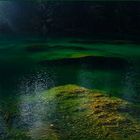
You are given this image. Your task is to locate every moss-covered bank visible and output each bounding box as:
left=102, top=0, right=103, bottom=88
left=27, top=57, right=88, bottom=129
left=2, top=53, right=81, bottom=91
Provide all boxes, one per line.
left=39, top=85, right=140, bottom=140
left=1, top=85, right=140, bottom=140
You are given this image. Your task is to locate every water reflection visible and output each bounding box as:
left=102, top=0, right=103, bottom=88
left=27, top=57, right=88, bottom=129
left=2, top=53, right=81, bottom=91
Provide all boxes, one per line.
left=19, top=70, right=55, bottom=138
left=19, top=70, right=54, bottom=94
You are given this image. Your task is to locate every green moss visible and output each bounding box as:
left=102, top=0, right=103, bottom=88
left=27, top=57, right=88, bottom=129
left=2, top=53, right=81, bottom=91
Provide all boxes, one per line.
left=29, top=125, right=60, bottom=140
left=7, top=129, right=31, bottom=140
left=2, top=85, right=140, bottom=140
left=41, top=85, right=140, bottom=140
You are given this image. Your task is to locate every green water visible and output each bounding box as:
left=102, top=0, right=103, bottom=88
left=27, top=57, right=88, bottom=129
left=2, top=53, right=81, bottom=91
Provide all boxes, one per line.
left=0, top=37, right=140, bottom=139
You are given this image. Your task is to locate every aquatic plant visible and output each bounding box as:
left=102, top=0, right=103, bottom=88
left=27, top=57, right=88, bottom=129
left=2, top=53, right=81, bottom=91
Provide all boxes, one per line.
left=39, top=85, right=140, bottom=140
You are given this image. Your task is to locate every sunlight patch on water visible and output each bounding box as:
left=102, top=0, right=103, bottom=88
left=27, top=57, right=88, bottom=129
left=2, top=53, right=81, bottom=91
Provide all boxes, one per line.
left=18, top=70, right=56, bottom=138
left=19, top=70, right=52, bottom=94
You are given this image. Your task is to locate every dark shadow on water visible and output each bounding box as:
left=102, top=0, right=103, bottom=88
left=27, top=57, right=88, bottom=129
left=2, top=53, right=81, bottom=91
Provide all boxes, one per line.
left=69, top=40, right=140, bottom=45
left=39, top=56, right=129, bottom=70
left=25, top=44, right=95, bottom=53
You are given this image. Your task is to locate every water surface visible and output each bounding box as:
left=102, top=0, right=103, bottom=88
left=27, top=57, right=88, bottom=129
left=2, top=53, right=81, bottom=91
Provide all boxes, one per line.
left=0, top=37, right=140, bottom=139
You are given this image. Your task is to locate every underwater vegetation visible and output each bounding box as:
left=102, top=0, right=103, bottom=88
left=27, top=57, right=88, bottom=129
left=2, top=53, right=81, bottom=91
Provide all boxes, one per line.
left=1, top=85, right=140, bottom=140
left=40, top=85, right=140, bottom=140
left=0, top=1, right=140, bottom=140
left=0, top=38, right=140, bottom=140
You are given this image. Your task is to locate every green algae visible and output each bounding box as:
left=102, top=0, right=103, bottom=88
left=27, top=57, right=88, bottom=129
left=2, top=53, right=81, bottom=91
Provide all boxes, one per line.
left=1, top=85, right=140, bottom=140
left=1, top=37, right=140, bottom=64
left=39, top=85, right=140, bottom=140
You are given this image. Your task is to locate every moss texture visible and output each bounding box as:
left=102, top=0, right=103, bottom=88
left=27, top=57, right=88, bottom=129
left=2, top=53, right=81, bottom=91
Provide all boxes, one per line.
left=1, top=85, right=140, bottom=140
left=39, top=85, right=140, bottom=140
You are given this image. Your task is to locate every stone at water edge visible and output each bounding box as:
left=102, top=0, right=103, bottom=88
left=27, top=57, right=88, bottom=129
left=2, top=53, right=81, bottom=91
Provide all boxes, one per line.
left=40, top=84, right=140, bottom=140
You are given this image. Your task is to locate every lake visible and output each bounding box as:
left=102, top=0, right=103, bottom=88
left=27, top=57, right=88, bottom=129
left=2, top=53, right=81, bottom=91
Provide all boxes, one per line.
left=0, top=36, right=140, bottom=139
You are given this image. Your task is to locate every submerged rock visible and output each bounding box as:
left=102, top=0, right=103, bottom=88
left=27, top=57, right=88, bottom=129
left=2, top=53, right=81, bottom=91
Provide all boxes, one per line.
left=1, top=85, right=140, bottom=140
left=39, top=56, right=129, bottom=70
left=40, top=85, right=140, bottom=140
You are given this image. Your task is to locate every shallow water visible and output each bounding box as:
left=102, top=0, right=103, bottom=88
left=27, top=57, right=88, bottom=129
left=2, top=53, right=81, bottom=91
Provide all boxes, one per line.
left=0, top=37, right=140, bottom=139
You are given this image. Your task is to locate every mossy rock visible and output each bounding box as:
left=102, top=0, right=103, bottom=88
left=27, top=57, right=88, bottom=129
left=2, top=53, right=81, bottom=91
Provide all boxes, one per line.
left=1, top=85, right=140, bottom=140
left=40, top=85, right=140, bottom=140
